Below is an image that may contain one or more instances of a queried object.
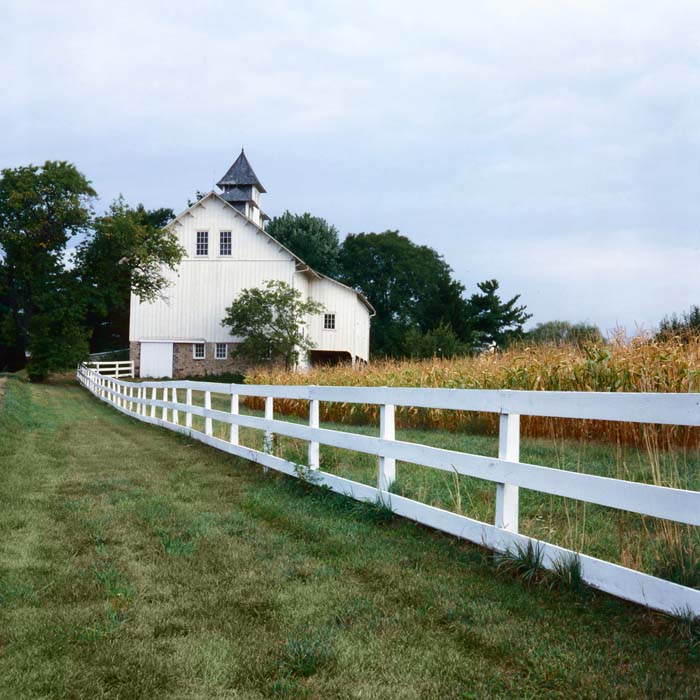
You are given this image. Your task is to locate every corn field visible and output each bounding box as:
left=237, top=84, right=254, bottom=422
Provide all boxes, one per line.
left=246, top=335, right=700, bottom=447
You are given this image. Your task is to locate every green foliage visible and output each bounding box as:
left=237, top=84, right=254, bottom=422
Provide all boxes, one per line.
left=339, top=230, right=471, bottom=356
left=527, top=320, right=603, bottom=346
left=267, top=211, right=341, bottom=277
left=405, top=322, right=468, bottom=359
left=26, top=280, right=91, bottom=381
left=658, top=305, right=700, bottom=340
left=464, top=279, right=532, bottom=349
left=496, top=540, right=545, bottom=587
left=221, top=280, right=324, bottom=369
left=0, top=161, right=96, bottom=375
left=338, top=232, right=530, bottom=357
left=549, top=554, right=586, bottom=593
left=75, top=197, right=182, bottom=352
left=0, top=161, right=180, bottom=376
left=652, top=537, right=700, bottom=589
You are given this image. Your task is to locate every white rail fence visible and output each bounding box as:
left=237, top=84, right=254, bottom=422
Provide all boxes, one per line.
left=84, top=361, right=134, bottom=378
left=77, top=363, right=700, bottom=617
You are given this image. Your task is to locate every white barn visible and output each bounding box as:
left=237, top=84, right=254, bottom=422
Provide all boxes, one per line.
left=129, top=151, right=374, bottom=378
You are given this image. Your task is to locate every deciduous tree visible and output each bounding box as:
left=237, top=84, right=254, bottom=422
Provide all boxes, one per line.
left=267, top=211, right=341, bottom=277
left=221, top=280, right=324, bottom=369
left=0, top=161, right=96, bottom=378
left=75, top=198, right=181, bottom=351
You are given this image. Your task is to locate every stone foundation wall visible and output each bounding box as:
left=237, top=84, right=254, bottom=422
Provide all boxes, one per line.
left=172, top=342, right=247, bottom=378
left=129, top=341, right=141, bottom=376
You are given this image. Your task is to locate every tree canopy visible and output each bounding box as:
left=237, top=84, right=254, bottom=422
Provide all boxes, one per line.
left=338, top=230, right=469, bottom=356
left=75, top=198, right=182, bottom=352
left=338, top=231, right=530, bottom=356
left=0, top=161, right=96, bottom=379
left=221, top=280, right=324, bottom=369
left=526, top=320, right=603, bottom=346
left=267, top=211, right=341, bottom=277
left=0, top=161, right=182, bottom=379
left=463, top=279, right=532, bottom=349
left=657, top=305, right=700, bottom=340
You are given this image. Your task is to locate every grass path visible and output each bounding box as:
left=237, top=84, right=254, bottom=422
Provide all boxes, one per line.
left=1, top=376, right=699, bottom=699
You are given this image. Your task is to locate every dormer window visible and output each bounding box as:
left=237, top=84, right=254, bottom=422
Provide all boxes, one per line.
left=196, top=231, right=208, bottom=256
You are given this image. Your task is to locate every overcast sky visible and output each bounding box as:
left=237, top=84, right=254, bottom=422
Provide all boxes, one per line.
left=3, top=1, right=699, bottom=333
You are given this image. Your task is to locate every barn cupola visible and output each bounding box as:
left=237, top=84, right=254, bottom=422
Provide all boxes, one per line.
left=217, top=149, right=270, bottom=228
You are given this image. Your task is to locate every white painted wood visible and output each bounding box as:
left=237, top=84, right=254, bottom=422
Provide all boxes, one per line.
left=379, top=404, right=396, bottom=491
left=140, top=342, right=174, bottom=378
left=77, top=365, right=700, bottom=617
left=308, top=398, right=320, bottom=470
left=204, top=391, right=212, bottom=436
left=495, top=414, right=520, bottom=533
left=129, top=193, right=373, bottom=363
left=264, top=396, right=274, bottom=454
left=186, top=388, right=192, bottom=428
left=230, top=394, right=239, bottom=445
left=172, top=387, right=179, bottom=425
left=162, top=387, right=168, bottom=421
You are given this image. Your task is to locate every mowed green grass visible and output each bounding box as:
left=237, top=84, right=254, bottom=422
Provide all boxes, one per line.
left=1, top=377, right=700, bottom=699
left=186, top=390, right=700, bottom=584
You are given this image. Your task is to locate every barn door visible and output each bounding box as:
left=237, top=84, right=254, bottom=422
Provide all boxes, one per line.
left=140, top=342, right=173, bottom=378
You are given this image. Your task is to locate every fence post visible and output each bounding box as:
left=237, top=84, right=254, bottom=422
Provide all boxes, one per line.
left=495, top=413, right=520, bottom=532
left=137, top=386, right=143, bottom=415
left=264, top=396, right=274, bottom=457
left=150, top=387, right=157, bottom=417
left=172, top=387, right=179, bottom=425
left=162, top=387, right=169, bottom=422
left=186, top=388, right=192, bottom=429
left=308, top=397, right=320, bottom=470
left=205, top=391, right=212, bottom=436
left=378, top=403, right=396, bottom=491
left=128, top=386, right=133, bottom=412
left=230, top=393, right=239, bottom=445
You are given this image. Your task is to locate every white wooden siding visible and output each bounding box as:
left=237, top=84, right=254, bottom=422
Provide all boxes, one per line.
left=306, top=278, right=370, bottom=360
left=129, top=193, right=372, bottom=361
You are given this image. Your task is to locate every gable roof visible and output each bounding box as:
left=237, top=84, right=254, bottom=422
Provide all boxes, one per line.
left=216, top=149, right=267, bottom=193
left=167, top=192, right=375, bottom=316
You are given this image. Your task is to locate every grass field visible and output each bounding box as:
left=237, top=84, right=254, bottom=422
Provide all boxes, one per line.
left=186, top=389, right=700, bottom=588
left=2, top=376, right=700, bottom=699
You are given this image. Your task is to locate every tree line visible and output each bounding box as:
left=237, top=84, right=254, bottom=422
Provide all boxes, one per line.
left=0, top=161, right=183, bottom=380
left=267, top=213, right=531, bottom=357
left=4, top=160, right=693, bottom=380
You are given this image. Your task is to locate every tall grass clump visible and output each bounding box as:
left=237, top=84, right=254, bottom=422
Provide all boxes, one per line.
left=245, top=334, right=700, bottom=448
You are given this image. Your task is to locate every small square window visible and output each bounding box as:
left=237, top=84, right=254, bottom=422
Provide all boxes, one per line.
left=215, top=343, right=227, bottom=359
left=323, top=313, right=336, bottom=330
left=193, top=343, right=205, bottom=359
left=219, top=231, right=232, bottom=256
left=196, top=231, right=208, bottom=256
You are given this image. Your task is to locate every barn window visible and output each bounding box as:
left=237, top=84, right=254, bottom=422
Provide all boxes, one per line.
left=219, top=231, right=232, bottom=256
left=323, top=313, right=336, bottom=330
left=193, top=343, right=205, bottom=359
left=196, top=231, right=208, bottom=256
left=215, top=343, right=227, bottom=359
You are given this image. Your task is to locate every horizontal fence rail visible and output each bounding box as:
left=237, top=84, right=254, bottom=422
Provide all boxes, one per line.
left=84, top=360, right=134, bottom=378
left=77, top=364, right=700, bottom=617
